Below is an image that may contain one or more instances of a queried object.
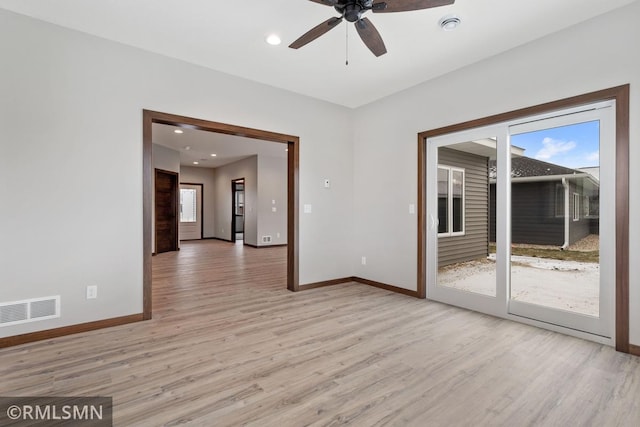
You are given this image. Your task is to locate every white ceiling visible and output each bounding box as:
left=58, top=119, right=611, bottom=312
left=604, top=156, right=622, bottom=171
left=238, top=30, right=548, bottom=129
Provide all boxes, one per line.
left=0, top=0, right=635, bottom=108
left=153, top=123, right=287, bottom=168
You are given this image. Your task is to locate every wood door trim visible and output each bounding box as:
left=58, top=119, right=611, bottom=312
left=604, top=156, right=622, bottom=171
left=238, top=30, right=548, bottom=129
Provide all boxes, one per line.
left=417, top=85, right=630, bottom=353
left=180, top=182, right=204, bottom=240
left=155, top=168, right=179, bottom=254
left=143, top=110, right=300, bottom=320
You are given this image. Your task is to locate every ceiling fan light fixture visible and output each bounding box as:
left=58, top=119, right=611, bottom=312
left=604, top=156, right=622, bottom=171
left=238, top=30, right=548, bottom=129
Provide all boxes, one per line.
left=439, top=15, right=461, bottom=31
left=265, top=34, right=282, bottom=46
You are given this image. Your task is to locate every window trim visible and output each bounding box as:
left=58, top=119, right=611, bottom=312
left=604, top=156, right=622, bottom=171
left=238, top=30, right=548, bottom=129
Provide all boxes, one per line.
left=437, top=165, right=466, bottom=237
left=583, top=195, right=591, bottom=217
left=573, top=192, right=580, bottom=221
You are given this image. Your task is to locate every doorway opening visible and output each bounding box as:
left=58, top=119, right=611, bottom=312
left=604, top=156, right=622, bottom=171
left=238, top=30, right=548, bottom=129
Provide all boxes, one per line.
left=418, top=85, right=630, bottom=352
left=231, top=179, right=245, bottom=243
left=143, top=110, right=300, bottom=320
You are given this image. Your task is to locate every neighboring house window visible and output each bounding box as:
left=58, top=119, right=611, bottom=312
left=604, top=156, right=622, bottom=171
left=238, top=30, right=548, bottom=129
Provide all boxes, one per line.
left=180, top=188, right=197, bottom=223
left=573, top=193, right=580, bottom=221
left=555, top=184, right=564, bottom=217
left=438, top=165, right=465, bottom=237
left=583, top=195, right=590, bottom=217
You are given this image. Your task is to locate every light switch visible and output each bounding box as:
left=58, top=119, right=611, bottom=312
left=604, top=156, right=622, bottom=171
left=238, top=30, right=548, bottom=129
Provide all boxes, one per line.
left=409, top=204, right=415, bottom=214
left=272, top=199, right=276, bottom=205
left=323, top=179, right=330, bottom=189
left=272, top=207, right=277, bottom=212
left=304, top=204, right=312, bottom=214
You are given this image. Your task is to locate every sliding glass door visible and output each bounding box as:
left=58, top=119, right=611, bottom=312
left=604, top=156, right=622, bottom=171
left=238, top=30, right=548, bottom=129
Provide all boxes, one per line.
left=507, top=107, right=615, bottom=337
left=426, top=101, right=615, bottom=340
left=426, top=125, right=507, bottom=315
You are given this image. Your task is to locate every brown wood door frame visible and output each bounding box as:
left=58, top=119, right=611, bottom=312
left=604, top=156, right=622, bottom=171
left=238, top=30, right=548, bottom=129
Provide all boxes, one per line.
left=143, top=110, right=300, bottom=320
left=417, top=85, right=630, bottom=353
left=154, top=168, right=179, bottom=254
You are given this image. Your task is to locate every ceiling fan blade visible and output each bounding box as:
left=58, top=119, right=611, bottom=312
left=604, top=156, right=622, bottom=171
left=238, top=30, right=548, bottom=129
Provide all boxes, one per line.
left=307, top=0, right=340, bottom=6
left=372, top=0, right=455, bottom=13
left=355, top=18, right=387, bottom=57
left=289, top=17, right=344, bottom=49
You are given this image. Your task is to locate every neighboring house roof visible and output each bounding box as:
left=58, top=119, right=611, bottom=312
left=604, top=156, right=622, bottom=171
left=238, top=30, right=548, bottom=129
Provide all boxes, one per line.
left=578, top=166, right=600, bottom=181
left=489, top=157, right=585, bottom=179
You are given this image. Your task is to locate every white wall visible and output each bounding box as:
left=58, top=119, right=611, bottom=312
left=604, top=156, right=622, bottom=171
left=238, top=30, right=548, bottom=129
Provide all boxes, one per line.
left=213, top=156, right=258, bottom=245
left=153, top=144, right=181, bottom=174
left=352, top=2, right=640, bottom=344
left=180, top=166, right=216, bottom=239
left=257, top=156, right=288, bottom=246
left=0, top=9, right=354, bottom=338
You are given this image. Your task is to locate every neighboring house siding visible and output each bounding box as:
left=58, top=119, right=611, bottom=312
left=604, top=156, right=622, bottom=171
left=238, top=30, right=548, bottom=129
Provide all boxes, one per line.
left=490, top=181, right=564, bottom=245
left=438, top=148, right=489, bottom=267
left=490, top=179, right=595, bottom=246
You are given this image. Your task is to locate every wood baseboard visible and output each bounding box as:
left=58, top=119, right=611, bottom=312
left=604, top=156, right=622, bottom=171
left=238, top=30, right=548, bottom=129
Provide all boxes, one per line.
left=299, top=276, right=420, bottom=298
left=299, top=277, right=353, bottom=290
left=352, top=276, right=420, bottom=298
left=243, top=243, right=287, bottom=248
left=210, top=237, right=233, bottom=243
left=0, top=314, right=144, bottom=348
left=629, top=344, right=640, bottom=357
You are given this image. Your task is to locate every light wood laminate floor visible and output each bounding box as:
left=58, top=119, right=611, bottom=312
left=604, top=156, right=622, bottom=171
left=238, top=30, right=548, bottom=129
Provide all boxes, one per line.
left=1, top=240, right=639, bottom=426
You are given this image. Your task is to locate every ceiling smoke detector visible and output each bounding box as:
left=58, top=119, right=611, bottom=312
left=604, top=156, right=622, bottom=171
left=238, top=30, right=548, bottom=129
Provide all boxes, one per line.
left=439, top=15, right=461, bottom=31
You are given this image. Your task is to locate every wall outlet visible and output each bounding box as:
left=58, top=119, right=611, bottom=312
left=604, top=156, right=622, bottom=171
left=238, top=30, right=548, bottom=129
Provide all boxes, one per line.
left=361, top=256, right=367, bottom=265
left=86, top=285, right=98, bottom=299
left=262, top=235, right=272, bottom=243
left=276, top=232, right=280, bottom=238
left=272, top=207, right=277, bottom=212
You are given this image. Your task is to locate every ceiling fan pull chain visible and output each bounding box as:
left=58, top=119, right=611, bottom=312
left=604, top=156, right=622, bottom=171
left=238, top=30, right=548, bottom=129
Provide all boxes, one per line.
left=345, top=23, right=349, bottom=66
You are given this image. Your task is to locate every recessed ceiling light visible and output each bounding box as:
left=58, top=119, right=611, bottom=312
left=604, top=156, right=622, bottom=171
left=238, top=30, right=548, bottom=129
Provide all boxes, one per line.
left=439, top=15, right=461, bottom=31
left=174, top=129, right=183, bottom=134
left=193, top=161, right=199, bottom=165
left=266, top=34, right=282, bottom=46
left=184, top=146, right=191, bottom=150
left=210, top=153, right=217, bottom=157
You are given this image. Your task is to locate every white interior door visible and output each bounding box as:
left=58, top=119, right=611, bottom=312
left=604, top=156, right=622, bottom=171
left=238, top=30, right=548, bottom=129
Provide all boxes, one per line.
left=179, top=184, right=202, bottom=241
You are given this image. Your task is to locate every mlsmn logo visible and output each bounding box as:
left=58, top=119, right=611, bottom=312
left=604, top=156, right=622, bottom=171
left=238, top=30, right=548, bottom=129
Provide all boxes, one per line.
left=1, top=397, right=112, bottom=426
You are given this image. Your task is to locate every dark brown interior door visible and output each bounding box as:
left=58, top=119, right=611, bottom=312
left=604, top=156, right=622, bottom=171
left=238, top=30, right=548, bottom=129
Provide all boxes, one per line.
left=155, top=169, right=178, bottom=254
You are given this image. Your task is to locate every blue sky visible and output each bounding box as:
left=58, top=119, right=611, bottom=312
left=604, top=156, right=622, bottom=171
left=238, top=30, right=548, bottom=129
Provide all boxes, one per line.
left=511, top=120, right=600, bottom=169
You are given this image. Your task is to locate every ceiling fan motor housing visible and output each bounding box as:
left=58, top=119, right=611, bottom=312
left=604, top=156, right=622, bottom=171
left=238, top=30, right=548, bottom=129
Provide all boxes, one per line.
left=335, top=0, right=375, bottom=22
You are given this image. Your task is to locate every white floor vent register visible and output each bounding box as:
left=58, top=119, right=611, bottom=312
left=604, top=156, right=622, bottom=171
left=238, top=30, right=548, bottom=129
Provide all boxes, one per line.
left=0, top=296, right=60, bottom=327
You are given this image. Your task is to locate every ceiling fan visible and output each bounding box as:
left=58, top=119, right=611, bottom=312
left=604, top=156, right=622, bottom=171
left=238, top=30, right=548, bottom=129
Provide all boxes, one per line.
left=290, top=0, right=455, bottom=57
